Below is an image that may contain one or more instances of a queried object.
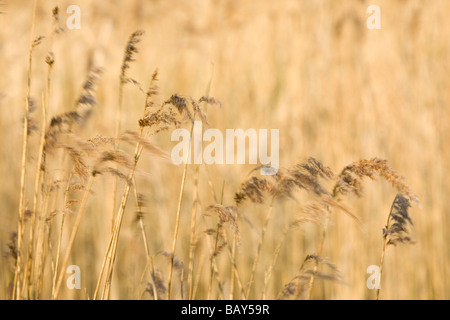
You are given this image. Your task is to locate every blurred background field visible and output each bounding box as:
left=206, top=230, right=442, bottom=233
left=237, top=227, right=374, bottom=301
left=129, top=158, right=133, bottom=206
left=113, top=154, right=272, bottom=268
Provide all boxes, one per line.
left=0, top=0, right=449, bottom=299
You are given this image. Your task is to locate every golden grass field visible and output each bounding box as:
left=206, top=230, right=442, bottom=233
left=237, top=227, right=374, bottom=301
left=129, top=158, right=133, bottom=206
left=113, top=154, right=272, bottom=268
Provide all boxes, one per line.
left=0, top=0, right=449, bottom=300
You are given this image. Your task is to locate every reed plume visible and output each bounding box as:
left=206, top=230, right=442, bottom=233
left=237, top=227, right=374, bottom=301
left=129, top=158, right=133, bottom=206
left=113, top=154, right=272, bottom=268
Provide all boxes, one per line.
left=278, top=254, right=342, bottom=300
left=235, top=158, right=337, bottom=299
left=377, top=193, right=415, bottom=300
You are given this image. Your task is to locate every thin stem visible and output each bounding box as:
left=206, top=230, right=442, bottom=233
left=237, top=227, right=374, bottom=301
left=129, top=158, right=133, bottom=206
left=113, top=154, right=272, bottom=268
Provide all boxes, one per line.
left=187, top=165, right=200, bottom=300
left=206, top=182, right=227, bottom=299
left=377, top=239, right=387, bottom=300
left=245, top=198, right=275, bottom=300
left=180, top=262, right=185, bottom=300
left=110, top=83, right=124, bottom=234
left=167, top=146, right=190, bottom=300
left=94, top=69, right=156, bottom=299
left=230, top=234, right=237, bottom=299
left=377, top=200, right=394, bottom=300
left=93, top=229, right=113, bottom=299
left=191, top=248, right=207, bottom=299
left=263, top=224, right=290, bottom=299
left=53, top=175, right=95, bottom=299
left=24, top=89, right=48, bottom=299
left=51, top=173, right=74, bottom=299
left=199, top=212, right=225, bottom=300
left=30, top=175, right=52, bottom=298
left=37, top=215, right=52, bottom=299
left=13, top=0, right=38, bottom=300
left=207, top=223, right=222, bottom=299
left=132, top=177, right=158, bottom=300
left=222, top=229, right=245, bottom=300
left=305, top=210, right=331, bottom=300
left=101, top=130, right=144, bottom=299
left=187, top=73, right=213, bottom=299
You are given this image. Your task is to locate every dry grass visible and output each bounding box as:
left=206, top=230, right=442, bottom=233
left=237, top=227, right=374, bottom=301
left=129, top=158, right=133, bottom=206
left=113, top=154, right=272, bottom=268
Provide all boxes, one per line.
left=1, top=0, right=449, bottom=300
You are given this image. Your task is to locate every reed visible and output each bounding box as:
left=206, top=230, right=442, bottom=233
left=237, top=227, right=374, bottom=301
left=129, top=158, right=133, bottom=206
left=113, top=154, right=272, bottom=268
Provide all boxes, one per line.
left=377, top=194, right=415, bottom=300
left=13, top=0, right=39, bottom=299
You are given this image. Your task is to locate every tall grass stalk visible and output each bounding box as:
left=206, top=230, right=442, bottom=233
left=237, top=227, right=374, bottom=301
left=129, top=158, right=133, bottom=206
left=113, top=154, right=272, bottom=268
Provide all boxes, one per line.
left=187, top=165, right=199, bottom=300
left=167, top=124, right=192, bottom=300
left=13, top=0, right=38, bottom=300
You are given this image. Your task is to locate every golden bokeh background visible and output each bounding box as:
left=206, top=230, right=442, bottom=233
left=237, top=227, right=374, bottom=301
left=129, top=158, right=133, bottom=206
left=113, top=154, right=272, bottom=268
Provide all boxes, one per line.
left=0, top=0, right=449, bottom=299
